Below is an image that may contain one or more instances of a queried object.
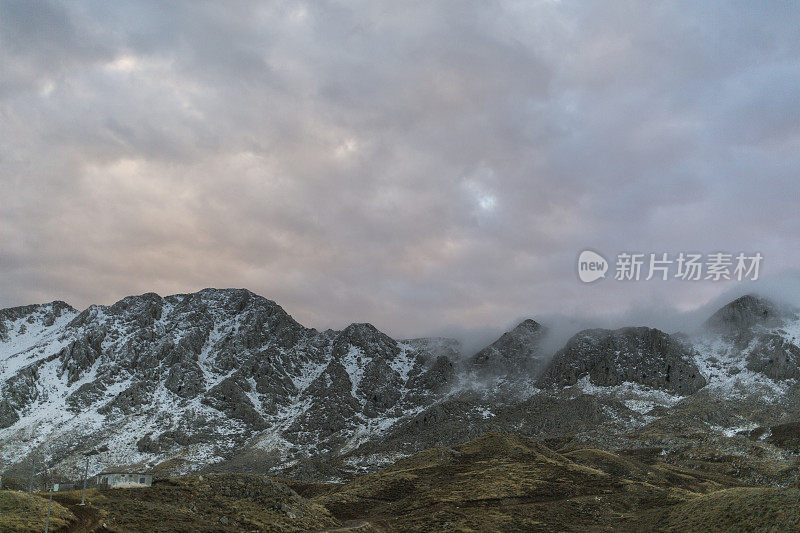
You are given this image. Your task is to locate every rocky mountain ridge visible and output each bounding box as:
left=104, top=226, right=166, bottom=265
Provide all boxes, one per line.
left=0, top=290, right=798, bottom=484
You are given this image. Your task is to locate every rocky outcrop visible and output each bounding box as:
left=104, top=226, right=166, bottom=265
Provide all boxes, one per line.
left=99, top=380, right=156, bottom=415
left=281, top=322, right=456, bottom=452
left=201, top=377, right=268, bottom=430
left=746, top=334, right=800, bottom=381
left=0, top=398, right=19, bottom=428
left=66, top=380, right=108, bottom=413
left=538, top=327, right=706, bottom=395
left=406, top=355, right=456, bottom=395
left=57, top=328, right=105, bottom=385
left=332, top=323, right=400, bottom=361
left=0, top=364, right=42, bottom=428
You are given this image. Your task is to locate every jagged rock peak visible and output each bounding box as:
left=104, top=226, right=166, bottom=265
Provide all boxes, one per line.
left=704, top=294, right=787, bottom=335
left=482, top=318, right=546, bottom=352
left=108, top=291, right=163, bottom=307
left=511, top=318, right=544, bottom=333
left=340, top=322, right=383, bottom=335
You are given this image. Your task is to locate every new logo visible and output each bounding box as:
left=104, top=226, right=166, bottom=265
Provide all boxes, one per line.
left=578, top=250, right=608, bottom=283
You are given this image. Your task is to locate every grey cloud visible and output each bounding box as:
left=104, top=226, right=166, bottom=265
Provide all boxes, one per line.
left=1, top=0, right=799, bottom=341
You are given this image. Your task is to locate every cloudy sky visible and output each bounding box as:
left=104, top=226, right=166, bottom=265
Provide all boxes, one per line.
left=1, top=1, right=799, bottom=338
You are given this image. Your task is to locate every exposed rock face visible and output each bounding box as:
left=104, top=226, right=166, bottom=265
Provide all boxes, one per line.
left=202, top=377, right=269, bottom=430
left=469, top=319, right=549, bottom=376
left=282, top=323, right=454, bottom=453
left=746, top=334, right=800, bottom=381
left=538, top=327, right=706, bottom=394
left=58, top=330, right=105, bottom=386
left=0, top=365, right=41, bottom=427
left=406, top=356, right=455, bottom=395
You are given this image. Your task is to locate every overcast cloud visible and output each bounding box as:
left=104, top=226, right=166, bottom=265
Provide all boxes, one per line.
left=1, top=1, right=799, bottom=340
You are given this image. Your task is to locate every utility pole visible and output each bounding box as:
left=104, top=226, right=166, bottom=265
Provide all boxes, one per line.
left=44, top=483, right=53, bottom=533
left=79, top=445, right=107, bottom=506
left=80, top=455, right=90, bottom=506
left=27, top=458, right=35, bottom=493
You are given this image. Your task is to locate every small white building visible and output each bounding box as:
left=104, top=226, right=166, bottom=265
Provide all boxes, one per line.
left=96, top=470, right=153, bottom=488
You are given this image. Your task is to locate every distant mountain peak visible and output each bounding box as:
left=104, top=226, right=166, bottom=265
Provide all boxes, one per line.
left=511, top=318, right=543, bottom=332
left=704, top=294, right=785, bottom=335
left=538, top=326, right=706, bottom=394
left=341, top=322, right=382, bottom=335
left=469, top=318, right=548, bottom=376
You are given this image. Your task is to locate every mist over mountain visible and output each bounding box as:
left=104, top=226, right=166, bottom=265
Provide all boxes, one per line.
left=436, top=271, right=800, bottom=363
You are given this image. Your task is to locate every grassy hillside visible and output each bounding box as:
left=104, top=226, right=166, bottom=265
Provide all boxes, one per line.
left=0, top=431, right=790, bottom=531
left=312, top=432, right=736, bottom=532
left=51, top=476, right=337, bottom=532
left=0, top=490, right=75, bottom=532
left=643, top=487, right=800, bottom=532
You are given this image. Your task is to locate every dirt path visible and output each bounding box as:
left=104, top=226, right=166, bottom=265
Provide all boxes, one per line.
left=58, top=502, right=105, bottom=533
left=313, top=520, right=384, bottom=532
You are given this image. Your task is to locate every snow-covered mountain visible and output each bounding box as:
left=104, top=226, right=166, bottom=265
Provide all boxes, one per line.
left=691, top=294, right=800, bottom=399
left=0, top=289, right=454, bottom=478
left=1, top=290, right=798, bottom=482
